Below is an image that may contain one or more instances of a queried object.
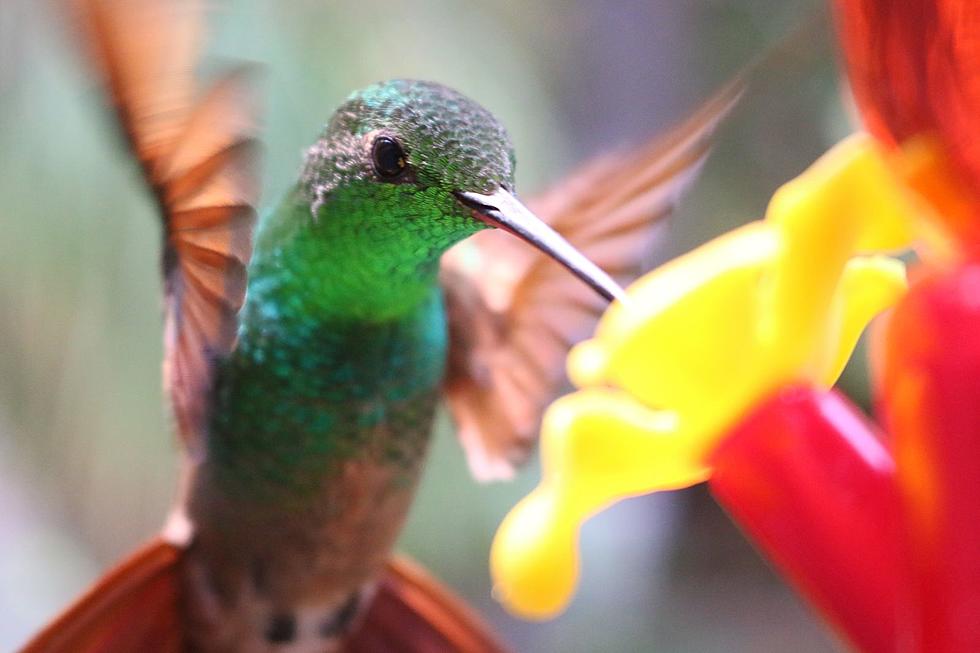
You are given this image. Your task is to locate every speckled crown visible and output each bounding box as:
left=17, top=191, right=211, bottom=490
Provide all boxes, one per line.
left=302, top=79, right=516, bottom=205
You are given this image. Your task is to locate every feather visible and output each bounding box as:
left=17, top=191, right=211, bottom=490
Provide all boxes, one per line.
left=19, top=541, right=506, bottom=653
left=442, top=78, right=743, bottom=481
left=71, top=0, right=260, bottom=455
left=19, top=540, right=183, bottom=653
left=347, top=557, right=511, bottom=653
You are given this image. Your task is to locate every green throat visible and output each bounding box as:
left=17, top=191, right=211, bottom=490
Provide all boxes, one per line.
left=198, top=79, right=519, bottom=504
left=205, top=186, right=480, bottom=502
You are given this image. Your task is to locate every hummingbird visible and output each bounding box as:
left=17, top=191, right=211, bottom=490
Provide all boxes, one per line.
left=23, top=1, right=739, bottom=652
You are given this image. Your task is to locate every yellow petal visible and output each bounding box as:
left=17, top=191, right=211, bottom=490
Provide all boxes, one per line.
left=492, top=389, right=709, bottom=618
left=492, top=132, right=918, bottom=620
left=822, top=256, right=907, bottom=386
left=490, top=488, right=578, bottom=619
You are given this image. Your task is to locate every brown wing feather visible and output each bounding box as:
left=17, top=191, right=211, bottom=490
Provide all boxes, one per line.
left=346, top=556, right=511, bottom=653
left=19, top=539, right=183, bottom=653
left=442, top=78, right=742, bottom=480
left=72, top=0, right=260, bottom=453
left=21, top=546, right=506, bottom=653
left=72, top=0, right=201, bottom=179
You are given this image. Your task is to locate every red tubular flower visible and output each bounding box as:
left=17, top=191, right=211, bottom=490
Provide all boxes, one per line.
left=493, top=1, right=980, bottom=645
left=671, top=3, right=980, bottom=650
left=710, top=387, right=900, bottom=653
left=836, top=1, right=980, bottom=648
left=705, top=4, right=980, bottom=650
left=879, top=264, right=980, bottom=651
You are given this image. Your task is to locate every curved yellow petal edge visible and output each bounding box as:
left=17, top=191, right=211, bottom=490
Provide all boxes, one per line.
left=491, top=133, right=916, bottom=619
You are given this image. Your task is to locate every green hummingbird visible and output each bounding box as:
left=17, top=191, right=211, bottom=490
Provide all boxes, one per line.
left=24, top=1, right=739, bottom=652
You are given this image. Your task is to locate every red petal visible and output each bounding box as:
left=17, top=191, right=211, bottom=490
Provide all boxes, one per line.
left=709, top=386, right=900, bottom=653
left=833, top=1, right=980, bottom=197
left=879, top=262, right=980, bottom=650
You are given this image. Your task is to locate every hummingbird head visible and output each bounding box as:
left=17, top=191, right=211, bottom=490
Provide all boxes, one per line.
left=305, top=79, right=515, bottom=197
left=300, top=79, right=623, bottom=303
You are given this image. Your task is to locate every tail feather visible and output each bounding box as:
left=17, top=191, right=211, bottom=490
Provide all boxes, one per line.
left=348, top=556, right=510, bottom=653
left=19, top=539, right=508, bottom=653
left=20, top=540, right=182, bottom=653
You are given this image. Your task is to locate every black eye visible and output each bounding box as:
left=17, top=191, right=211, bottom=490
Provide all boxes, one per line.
left=372, top=136, right=407, bottom=179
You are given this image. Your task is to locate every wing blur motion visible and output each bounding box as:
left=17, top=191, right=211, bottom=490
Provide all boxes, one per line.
left=442, top=79, right=742, bottom=480
left=71, top=0, right=260, bottom=455
left=19, top=540, right=183, bottom=653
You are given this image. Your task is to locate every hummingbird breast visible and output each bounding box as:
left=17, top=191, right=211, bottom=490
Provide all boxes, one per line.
left=180, top=286, right=448, bottom=652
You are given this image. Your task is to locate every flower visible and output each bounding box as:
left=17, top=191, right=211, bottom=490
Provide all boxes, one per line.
left=834, top=0, right=980, bottom=254
left=491, top=134, right=915, bottom=619
left=833, top=1, right=980, bottom=648
left=492, top=3, right=980, bottom=650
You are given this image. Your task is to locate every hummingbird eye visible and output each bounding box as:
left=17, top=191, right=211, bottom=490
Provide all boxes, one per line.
left=371, top=136, right=407, bottom=179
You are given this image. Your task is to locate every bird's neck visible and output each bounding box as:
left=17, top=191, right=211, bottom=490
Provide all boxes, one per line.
left=201, top=186, right=460, bottom=502
left=246, top=185, right=476, bottom=322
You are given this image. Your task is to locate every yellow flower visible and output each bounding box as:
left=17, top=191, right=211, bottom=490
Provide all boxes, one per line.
left=491, top=133, right=916, bottom=619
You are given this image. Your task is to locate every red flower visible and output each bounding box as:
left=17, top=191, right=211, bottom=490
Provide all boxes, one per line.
left=711, top=387, right=900, bottom=653
left=834, top=0, right=980, bottom=248
left=880, top=264, right=980, bottom=650
left=710, top=4, right=980, bottom=651
left=837, top=3, right=980, bottom=647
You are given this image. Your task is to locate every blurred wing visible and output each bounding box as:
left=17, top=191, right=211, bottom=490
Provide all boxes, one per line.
left=346, top=556, right=510, bottom=653
left=73, top=0, right=260, bottom=454
left=442, top=79, right=742, bottom=480
left=19, top=540, right=183, bottom=653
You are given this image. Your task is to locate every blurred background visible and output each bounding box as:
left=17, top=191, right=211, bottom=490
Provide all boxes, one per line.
left=0, top=0, right=859, bottom=650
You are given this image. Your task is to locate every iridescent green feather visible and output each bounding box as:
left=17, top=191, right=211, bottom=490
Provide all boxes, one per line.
left=203, top=81, right=514, bottom=503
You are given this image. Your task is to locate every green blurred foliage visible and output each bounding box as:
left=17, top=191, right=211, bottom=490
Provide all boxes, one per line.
left=0, top=0, right=855, bottom=650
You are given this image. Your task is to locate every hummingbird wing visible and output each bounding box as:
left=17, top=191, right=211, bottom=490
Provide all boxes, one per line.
left=72, top=0, right=260, bottom=456
left=19, top=540, right=506, bottom=653
left=441, top=80, right=742, bottom=480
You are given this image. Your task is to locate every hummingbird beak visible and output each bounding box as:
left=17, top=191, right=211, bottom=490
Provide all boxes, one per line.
left=456, top=187, right=626, bottom=303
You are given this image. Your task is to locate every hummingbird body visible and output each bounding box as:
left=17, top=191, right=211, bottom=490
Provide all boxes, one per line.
left=185, top=255, right=445, bottom=649
left=180, top=81, right=511, bottom=651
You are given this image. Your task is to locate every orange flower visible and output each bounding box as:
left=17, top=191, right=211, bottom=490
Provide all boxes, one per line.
left=834, top=0, right=980, bottom=251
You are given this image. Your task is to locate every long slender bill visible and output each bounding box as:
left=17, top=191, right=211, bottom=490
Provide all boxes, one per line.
left=456, top=187, right=626, bottom=303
